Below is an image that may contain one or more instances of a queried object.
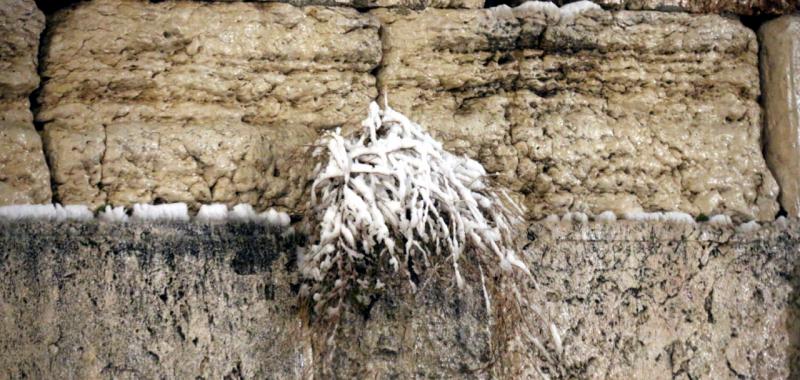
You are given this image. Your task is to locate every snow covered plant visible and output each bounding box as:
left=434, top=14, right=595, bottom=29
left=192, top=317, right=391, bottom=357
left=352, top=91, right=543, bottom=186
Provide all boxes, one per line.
left=300, top=101, right=530, bottom=316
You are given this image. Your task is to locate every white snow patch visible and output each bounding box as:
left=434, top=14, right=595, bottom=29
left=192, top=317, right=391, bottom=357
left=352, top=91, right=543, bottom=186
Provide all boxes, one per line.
left=229, top=204, right=258, bottom=221
left=622, top=211, right=664, bottom=221
left=0, top=205, right=57, bottom=220
left=559, top=0, right=601, bottom=23
left=708, top=214, right=732, bottom=226
left=131, top=203, right=189, bottom=222
left=197, top=203, right=228, bottom=222
left=562, top=212, right=588, bottom=223
left=595, top=211, right=617, bottom=222
left=515, top=1, right=560, bottom=21
left=736, top=220, right=761, bottom=233
left=63, top=205, right=94, bottom=221
left=663, top=211, right=695, bottom=224
left=0, top=204, right=94, bottom=221
left=98, top=205, right=129, bottom=223
left=489, top=4, right=514, bottom=18
left=260, top=208, right=291, bottom=227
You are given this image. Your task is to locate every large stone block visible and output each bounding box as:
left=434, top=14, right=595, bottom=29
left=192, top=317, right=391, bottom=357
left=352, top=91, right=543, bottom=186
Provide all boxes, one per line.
left=38, top=0, right=382, bottom=210
left=0, top=0, right=52, bottom=205
left=760, top=16, right=800, bottom=218
left=0, top=221, right=797, bottom=377
left=375, top=5, right=779, bottom=221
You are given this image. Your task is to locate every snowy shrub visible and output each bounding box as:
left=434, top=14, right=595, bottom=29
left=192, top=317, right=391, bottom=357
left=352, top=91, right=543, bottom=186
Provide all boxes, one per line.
left=300, top=102, right=529, bottom=316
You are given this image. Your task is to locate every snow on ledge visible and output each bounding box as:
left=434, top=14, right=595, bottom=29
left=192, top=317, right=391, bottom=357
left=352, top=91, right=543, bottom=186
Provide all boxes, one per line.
left=559, top=0, right=601, bottom=23
left=515, top=1, right=561, bottom=21
left=98, top=205, right=129, bottom=223
left=0, top=204, right=92, bottom=221
left=0, top=204, right=785, bottom=231
left=197, top=204, right=228, bottom=222
left=0, top=203, right=292, bottom=228
left=132, top=203, right=190, bottom=222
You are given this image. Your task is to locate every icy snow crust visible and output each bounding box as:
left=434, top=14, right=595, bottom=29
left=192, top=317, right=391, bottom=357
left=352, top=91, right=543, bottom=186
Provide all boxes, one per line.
left=0, top=203, right=291, bottom=227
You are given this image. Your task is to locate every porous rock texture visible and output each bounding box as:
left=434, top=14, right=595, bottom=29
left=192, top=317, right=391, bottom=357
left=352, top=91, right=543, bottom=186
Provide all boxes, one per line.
left=0, top=0, right=51, bottom=205
left=548, top=0, right=798, bottom=15
left=37, top=0, right=381, bottom=210
left=375, top=5, right=779, bottom=222
left=0, top=221, right=797, bottom=378
left=760, top=15, right=800, bottom=219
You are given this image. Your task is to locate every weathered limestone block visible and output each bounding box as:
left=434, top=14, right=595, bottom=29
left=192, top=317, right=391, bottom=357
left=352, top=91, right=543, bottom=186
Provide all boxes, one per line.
left=760, top=16, right=800, bottom=218
left=38, top=0, right=381, bottom=210
left=0, top=221, right=797, bottom=378
left=571, top=0, right=798, bottom=15
left=375, top=5, right=779, bottom=221
left=0, top=0, right=52, bottom=205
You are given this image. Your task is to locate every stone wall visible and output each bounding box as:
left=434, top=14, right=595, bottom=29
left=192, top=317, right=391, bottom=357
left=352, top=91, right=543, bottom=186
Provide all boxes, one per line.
left=9, top=0, right=794, bottom=223
left=0, top=221, right=797, bottom=378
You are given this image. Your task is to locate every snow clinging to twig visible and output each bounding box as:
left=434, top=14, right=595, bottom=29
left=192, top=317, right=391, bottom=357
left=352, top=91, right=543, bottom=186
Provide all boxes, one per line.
left=301, top=102, right=528, bottom=314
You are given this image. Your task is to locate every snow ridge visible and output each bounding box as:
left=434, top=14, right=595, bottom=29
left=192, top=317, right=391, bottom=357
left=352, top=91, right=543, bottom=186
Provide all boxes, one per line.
left=0, top=203, right=291, bottom=227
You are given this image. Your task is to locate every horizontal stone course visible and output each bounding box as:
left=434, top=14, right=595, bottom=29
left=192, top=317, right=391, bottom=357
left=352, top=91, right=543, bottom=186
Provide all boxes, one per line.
left=0, top=221, right=796, bottom=377
left=29, top=1, right=786, bottom=222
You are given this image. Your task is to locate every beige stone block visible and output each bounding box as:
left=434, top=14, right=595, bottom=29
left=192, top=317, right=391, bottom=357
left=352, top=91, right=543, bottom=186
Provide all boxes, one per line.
left=38, top=0, right=381, bottom=211
left=376, top=6, right=779, bottom=221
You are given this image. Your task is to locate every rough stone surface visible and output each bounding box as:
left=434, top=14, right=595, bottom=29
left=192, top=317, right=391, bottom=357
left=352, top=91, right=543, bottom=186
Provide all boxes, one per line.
left=222, top=0, right=485, bottom=9
left=0, top=0, right=52, bottom=205
left=554, top=0, right=799, bottom=15
left=375, top=6, right=779, bottom=222
left=760, top=16, right=800, bottom=218
left=37, top=0, right=381, bottom=210
left=517, top=221, right=800, bottom=379
left=0, top=221, right=797, bottom=378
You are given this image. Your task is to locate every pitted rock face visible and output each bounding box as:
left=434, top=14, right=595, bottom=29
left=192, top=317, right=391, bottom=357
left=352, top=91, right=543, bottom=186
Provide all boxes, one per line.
left=0, top=0, right=51, bottom=205
left=38, top=0, right=382, bottom=210
left=375, top=6, right=779, bottom=222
